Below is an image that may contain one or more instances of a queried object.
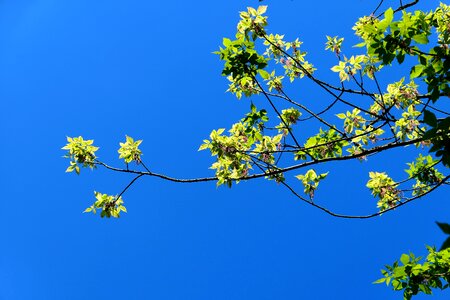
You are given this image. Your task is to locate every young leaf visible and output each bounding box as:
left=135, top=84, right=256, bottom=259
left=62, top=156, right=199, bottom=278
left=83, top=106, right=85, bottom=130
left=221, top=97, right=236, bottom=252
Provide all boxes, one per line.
left=412, top=34, right=429, bottom=45
left=258, top=69, right=270, bottom=80
left=257, top=5, right=267, bottom=14
left=400, top=253, right=410, bottom=265
left=384, top=8, right=394, bottom=24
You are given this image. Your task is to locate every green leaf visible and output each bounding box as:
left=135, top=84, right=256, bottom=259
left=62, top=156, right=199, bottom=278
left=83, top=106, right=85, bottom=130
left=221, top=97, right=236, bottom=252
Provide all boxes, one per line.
left=247, top=7, right=257, bottom=16
left=436, top=222, right=450, bottom=235
left=422, top=128, right=437, bottom=140
left=257, top=5, right=267, bottom=14
left=412, top=34, right=429, bottom=45
left=419, top=55, right=427, bottom=66
left=384, top=8, right=394, bottom=24
left=331, top=65, right=342, bottom=72
left=373, top=277, right=386, bottom=284
left=396, top=52, right=405, bottom=64
left=423, top=110, right=437, bottom=127
left=198, top=143, right=209, bottom=151
left=377, top=8, right=394, bottom=32
left=440, top=237, right=450, bottom=251
left=400, top=253, right=410, bottom=265
left=223, top=38, right=232, bottom=47
left=410, top=65, right=425, bottom=79
left=258, top=69, right=270, bottom=80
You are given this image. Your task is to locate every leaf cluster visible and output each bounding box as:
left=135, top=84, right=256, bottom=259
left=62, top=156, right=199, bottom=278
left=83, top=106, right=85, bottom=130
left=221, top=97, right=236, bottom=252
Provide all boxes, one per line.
left=366, top=172, right=400, bottom=211
left=84, top=192, right=126, bottom=218
left=199, top=104, right=288, bottom=186
left=295, top=169, right=328, bottom=200
left=376, top=247, right=450, bottom=300
left=62, top=136, right=99, bottom=174
left=118, top=135, right=143, bottom=164
left=405, top=154, right=444, bottom=196
left=296, top=129, right=349, bottom=161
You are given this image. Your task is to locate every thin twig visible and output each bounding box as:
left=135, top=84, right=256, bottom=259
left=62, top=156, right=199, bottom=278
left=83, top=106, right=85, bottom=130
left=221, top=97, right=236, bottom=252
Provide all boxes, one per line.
left=372, top=0, right=385, bottom=16
left=281, top=174, right=449, bottom=219
left=117, top=174, right=145, bottom=199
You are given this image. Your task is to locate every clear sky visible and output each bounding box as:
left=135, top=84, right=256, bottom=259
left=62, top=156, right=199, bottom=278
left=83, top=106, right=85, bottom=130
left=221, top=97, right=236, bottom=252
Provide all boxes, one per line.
left=1, top=0, right=449, bottom=299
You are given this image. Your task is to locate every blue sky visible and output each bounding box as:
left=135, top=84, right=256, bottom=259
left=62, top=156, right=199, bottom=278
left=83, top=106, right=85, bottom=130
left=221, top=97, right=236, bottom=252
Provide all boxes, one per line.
left=1, top=0, right=449, bottom=299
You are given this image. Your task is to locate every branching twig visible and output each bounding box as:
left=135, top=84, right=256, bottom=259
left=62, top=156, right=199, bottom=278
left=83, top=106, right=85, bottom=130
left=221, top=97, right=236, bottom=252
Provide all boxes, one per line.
left=281, top=174, right=449, bottom=219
